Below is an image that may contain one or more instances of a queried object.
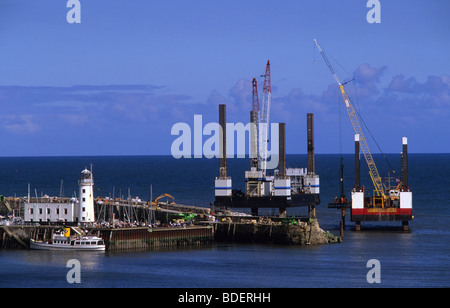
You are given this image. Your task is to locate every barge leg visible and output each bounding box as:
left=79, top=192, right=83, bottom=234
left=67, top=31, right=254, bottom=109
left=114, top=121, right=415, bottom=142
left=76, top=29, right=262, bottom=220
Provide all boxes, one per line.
left=219, top=104, right=227, bottom=179
left=340, top=208, right=346, bottom=238
left=309, top=206, right=316, bottom=219
left=251, top=208, right=258, bottom=216
left=402, top=221, right=409, bottom=232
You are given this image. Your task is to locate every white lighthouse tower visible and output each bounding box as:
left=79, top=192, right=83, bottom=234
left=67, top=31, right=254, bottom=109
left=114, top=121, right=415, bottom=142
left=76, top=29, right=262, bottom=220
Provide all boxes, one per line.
left=78, top=167, right=95, bottom=224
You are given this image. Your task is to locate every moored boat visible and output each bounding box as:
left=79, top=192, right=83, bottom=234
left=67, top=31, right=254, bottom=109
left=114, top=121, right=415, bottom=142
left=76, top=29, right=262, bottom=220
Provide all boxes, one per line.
left=30, top=228, right=105, bottom=251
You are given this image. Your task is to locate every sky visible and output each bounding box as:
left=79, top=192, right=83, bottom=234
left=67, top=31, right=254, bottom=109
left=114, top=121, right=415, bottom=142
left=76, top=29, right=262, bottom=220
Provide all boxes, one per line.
left=0, top=0, right=449, bottom=156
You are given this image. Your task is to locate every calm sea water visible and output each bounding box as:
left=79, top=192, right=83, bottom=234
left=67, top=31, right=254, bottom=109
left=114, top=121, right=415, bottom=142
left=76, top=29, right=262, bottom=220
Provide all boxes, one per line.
left=1, top=154, right=449, bottom=288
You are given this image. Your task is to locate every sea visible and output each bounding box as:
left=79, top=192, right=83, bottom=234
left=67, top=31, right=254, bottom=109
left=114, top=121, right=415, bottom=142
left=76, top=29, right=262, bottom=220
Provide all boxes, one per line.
left=0, top=154, right=449, bottom=288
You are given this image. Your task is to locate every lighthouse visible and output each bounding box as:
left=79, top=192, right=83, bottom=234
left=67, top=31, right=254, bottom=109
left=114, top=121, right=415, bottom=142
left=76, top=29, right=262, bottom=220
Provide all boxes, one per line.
left=78, top=167, right=95, bottom=224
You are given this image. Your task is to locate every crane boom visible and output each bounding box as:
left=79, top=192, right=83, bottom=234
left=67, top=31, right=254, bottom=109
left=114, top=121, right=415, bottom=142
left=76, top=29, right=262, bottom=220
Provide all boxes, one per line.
left=314, top=39, right=386, bottom=198
left=258, top=60, right=272, bottom=176
left=251, top=78, right=259, bottom=169
left=252, top=78, right=260, bottom=113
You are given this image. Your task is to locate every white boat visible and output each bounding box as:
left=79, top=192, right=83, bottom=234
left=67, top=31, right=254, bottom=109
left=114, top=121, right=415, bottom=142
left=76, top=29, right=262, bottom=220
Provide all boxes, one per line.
left=30, top=229, right=106, bottom=251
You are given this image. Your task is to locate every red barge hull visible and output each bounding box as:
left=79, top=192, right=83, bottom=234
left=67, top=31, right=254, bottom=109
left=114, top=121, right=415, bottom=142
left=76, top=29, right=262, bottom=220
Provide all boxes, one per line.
left=351, top=208, right=413, bottom=222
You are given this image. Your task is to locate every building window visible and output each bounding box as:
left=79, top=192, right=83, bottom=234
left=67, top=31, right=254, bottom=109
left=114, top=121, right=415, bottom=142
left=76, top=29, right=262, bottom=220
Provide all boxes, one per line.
left=47, top=208, right=51, bottom=215
left=39, top=208, right=43, bottom=215
left=83, top=189, right=86, bottom=193
left=30, top=209, right=34, bottom=215
left=82, top=207, right=86, bottom=212
left=64, top=209, right=68, bottom=215
left=56, top=209, right=60, bottom=215
left=82, top=198, right=86, bottom=202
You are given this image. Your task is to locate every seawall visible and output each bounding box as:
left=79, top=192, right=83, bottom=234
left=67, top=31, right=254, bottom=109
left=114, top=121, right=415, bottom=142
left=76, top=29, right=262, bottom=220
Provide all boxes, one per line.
left=0, top=225, right=214, bottom=251
left=213, top=219, right=341, bottom=245
left=1, top=219, right=339, bottom=251
left=95, top=226, right=214, bottom=250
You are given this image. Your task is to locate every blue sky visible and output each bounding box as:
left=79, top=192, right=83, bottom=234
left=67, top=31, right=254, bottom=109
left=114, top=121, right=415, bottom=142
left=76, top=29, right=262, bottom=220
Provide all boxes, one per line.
left=0, top=0, right=449, bottom=156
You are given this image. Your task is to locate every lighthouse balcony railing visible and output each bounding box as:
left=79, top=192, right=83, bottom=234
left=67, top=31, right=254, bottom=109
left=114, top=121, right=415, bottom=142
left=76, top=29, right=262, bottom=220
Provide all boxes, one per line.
left=79, top=179, right=93, bottom=185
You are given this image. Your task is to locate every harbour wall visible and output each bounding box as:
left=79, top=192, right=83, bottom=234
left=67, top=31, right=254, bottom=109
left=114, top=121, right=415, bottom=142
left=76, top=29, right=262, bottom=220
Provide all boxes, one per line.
left=95, top=226, right=214, bottom=250
left=213, top=219, right=340, bottom=245
left=0, top=219, right=339, bottom=250
left=0, top=225, right=214, bottom=251
left=0, top=226, right=33, bottom=249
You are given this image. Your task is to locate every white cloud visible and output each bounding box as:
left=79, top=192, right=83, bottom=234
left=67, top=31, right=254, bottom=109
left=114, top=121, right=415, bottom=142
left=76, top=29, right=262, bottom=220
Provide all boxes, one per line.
left=0, top=115, right=40, bottom=134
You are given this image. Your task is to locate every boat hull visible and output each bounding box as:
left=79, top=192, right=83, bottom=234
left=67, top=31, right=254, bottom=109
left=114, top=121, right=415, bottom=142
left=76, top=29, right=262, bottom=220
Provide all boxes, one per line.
left=351, top=208, right=413, bottom=222
left=30, top=240, right=105, bottom=251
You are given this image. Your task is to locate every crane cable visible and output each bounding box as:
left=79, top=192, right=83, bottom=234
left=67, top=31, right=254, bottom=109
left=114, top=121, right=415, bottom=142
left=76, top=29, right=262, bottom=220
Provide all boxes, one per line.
left=318, top=44, right=397, bottom=176
left=345, top=84, right=397, bottom=177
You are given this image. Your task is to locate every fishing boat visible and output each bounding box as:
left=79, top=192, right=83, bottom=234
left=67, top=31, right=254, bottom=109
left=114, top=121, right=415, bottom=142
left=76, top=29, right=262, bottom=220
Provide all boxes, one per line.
left=30, top=228, right=105, bottom=251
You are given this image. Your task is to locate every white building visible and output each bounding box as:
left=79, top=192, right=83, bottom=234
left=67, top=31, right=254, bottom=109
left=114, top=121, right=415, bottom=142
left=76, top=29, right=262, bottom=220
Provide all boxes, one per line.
left=24, top=202, right=76, bottom=224
left=24, top=168, right=96, bottom=224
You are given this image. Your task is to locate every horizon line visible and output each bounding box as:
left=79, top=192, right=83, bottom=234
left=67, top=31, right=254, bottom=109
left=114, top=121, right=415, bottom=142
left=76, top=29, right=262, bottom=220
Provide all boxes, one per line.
left=0, top=152, right=447, bottom=159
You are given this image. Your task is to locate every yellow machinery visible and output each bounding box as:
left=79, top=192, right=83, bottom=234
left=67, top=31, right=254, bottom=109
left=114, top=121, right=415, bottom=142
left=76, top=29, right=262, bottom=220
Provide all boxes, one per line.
left=152, top=193, right=175, bottom=206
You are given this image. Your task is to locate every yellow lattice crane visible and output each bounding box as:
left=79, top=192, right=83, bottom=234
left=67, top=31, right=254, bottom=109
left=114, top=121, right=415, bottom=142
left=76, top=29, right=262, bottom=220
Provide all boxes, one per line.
left=314, top=39, right=387, bottom=203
